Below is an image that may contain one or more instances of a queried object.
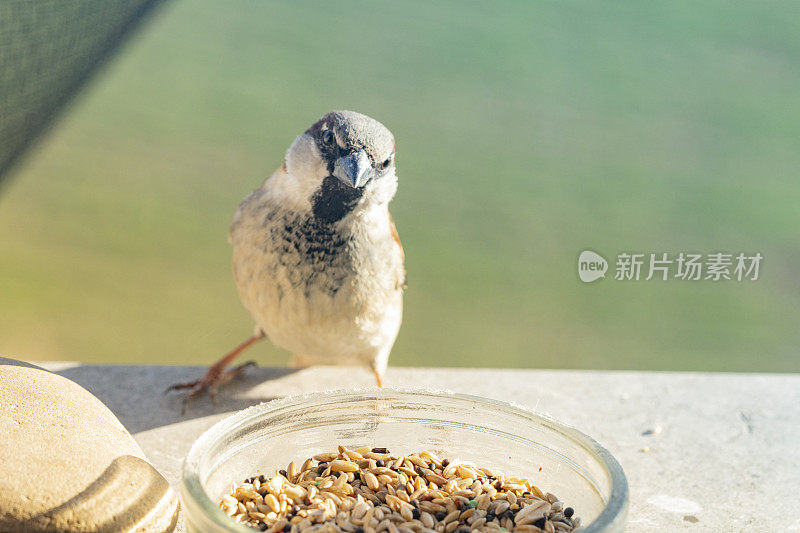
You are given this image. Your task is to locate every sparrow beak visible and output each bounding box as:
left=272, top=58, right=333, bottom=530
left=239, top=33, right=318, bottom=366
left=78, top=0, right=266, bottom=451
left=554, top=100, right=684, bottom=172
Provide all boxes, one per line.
left=333, top=150, right=370, bottom=188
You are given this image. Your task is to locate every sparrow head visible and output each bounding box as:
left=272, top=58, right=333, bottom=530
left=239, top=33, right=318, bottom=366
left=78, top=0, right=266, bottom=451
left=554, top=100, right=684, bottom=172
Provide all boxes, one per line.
left=285, top=111, right=397, bottom=221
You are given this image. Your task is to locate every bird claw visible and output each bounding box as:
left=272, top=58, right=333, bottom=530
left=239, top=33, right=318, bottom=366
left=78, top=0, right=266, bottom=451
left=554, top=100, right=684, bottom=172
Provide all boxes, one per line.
left=227, top=360, right=257, bottom=380
left=165, top=360, right=257, bottom=414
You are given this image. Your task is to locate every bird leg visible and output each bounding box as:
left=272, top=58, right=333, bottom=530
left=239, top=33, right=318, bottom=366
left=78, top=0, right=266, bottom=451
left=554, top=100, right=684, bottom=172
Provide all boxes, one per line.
left=372, top=367, right=384, bottom=387
left=165, top=332, right=265, bottom=413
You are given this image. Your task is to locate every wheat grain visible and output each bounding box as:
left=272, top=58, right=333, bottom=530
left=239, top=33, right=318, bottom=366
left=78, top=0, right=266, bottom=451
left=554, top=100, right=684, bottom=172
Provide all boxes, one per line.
left=222, top=447, right=581, bottom=532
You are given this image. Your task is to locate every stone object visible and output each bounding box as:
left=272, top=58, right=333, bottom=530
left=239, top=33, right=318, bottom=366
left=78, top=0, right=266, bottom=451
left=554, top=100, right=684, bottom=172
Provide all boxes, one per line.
left=0, top=358, right=178, bottom=532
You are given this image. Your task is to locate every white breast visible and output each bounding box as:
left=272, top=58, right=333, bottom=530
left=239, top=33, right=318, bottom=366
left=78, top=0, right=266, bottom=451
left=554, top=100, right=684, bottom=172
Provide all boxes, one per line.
left=229, top=169, right=403, bottom=373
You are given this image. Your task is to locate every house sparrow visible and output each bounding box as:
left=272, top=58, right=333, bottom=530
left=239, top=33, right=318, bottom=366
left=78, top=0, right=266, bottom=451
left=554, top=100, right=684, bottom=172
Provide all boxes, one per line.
left=167, top=111, right=405, bottom=408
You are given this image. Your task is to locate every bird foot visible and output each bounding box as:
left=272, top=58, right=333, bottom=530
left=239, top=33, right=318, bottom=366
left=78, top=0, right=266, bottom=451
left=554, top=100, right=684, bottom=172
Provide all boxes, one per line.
left=165, top=360, right=257, bottom=414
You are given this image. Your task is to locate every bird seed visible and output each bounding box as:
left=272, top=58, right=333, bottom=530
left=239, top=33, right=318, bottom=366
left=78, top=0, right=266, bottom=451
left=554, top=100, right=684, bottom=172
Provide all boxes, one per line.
left=220, top=446, right=581, bottom=532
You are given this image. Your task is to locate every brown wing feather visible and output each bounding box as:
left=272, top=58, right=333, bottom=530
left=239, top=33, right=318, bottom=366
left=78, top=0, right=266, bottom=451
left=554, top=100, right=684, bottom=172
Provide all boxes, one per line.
left=388, top=212, right=407, bottom=289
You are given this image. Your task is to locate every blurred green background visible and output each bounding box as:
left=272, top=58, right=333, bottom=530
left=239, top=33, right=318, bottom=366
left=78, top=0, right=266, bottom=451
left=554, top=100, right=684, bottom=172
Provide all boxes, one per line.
left=1, top=1, right=799, bottom=371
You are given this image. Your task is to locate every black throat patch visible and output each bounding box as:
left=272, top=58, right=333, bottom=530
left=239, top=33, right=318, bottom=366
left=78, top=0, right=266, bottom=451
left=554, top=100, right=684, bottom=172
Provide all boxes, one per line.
left=311, top=175, right=363, bottom=224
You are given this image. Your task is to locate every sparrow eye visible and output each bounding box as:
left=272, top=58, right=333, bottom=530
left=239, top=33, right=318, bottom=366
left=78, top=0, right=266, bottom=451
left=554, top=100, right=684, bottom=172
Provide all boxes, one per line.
left=380, top=154, right=394, bottom=170
left=321, top=130, right=334, bottom=146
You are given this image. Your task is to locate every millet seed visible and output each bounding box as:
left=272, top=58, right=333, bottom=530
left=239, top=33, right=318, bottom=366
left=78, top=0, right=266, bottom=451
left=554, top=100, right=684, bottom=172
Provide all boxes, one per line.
left=220, top=447, right=582, bottom=532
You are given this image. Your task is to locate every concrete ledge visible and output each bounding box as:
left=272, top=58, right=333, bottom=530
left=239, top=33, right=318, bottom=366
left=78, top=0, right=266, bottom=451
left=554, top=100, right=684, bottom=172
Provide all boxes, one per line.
left=37, top=364, right=800, bottom=532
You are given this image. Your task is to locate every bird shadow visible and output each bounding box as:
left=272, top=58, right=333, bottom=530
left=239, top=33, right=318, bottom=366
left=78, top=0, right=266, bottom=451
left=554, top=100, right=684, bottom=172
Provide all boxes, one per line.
left=55, top=364, right=298, bottom=433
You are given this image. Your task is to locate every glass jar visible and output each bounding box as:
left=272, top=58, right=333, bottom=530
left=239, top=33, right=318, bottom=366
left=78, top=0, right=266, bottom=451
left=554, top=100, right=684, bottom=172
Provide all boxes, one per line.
left=182, top=388, right=628, bottom=532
